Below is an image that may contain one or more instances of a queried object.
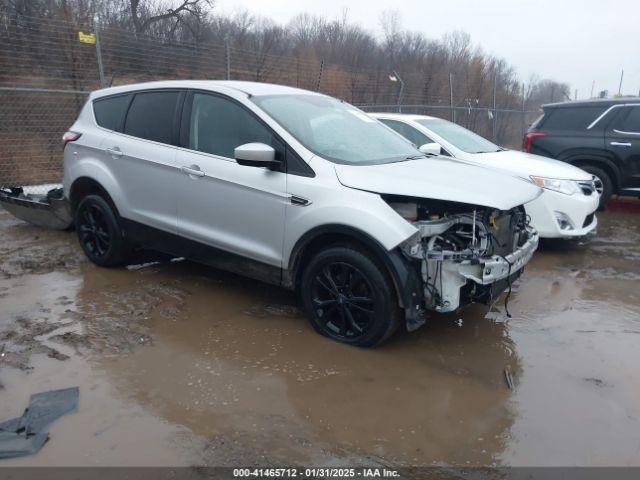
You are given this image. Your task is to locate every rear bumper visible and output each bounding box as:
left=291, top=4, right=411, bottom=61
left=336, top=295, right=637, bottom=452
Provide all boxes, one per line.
left=0, top=186, right=73, bottom=230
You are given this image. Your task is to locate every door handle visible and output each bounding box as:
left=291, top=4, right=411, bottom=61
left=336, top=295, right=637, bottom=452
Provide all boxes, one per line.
left=106, top=147, right=123, bottom=157
left=181, top=165, right=205, bottom=177
left=610, top=142, right=632, bottom=147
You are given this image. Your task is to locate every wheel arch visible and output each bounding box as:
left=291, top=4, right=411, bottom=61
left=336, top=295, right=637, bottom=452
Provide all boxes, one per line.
left=284, top=224, right=424, bottom=329
left=563, top=154, right=621, bottom=192
left=69, top=176, right=119, bottom=215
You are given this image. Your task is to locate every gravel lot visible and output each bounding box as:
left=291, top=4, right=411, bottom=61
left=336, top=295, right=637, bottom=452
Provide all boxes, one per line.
left=0, top=204, right=639, bottom=468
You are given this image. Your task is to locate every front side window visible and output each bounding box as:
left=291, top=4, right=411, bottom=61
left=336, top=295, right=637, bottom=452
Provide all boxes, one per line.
left=189, top=93, right=276, bottom=158
left=379, top=119, right=434, bottom=146
left=614, top=106, right=640, bottom=133
left=93, top=94, right=131, bottom=131
left=416, top=118, right=501, bottom=154
left=251, top=94, right=421, bottom=165
left=124, top=91, right=180, bottom=144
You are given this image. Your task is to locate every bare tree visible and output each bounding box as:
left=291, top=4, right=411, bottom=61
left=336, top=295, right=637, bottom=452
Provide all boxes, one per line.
left=128, top=0, right=211, bottom=36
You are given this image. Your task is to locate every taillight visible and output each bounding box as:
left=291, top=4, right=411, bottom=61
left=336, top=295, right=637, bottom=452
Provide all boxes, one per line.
left=62, top=131, right=82, bottom=146
left=523, top=131, right=545, bottom=153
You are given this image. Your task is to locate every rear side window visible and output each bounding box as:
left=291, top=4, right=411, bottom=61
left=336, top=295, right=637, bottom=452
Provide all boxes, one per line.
left=542, top=106, right=607, bottom=131
left=124, top=91, right=180, bottom=144
left=380, top=119, right=434, bottom=146
left=93, top=94, right=131, bottom=131
left=614, top=106, right=640, bottom=133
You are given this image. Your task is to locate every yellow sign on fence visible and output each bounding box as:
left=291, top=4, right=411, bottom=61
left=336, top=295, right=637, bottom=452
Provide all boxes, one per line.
left=78, top=31, right=96, bottom=44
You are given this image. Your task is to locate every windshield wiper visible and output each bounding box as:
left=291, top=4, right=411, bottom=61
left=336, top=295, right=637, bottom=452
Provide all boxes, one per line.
left=405, top=154, right=428, bottom=160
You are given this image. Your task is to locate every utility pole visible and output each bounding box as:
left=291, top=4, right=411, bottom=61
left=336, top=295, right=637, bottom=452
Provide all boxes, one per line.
left=618, top=69, right=624, bottom=96
left=224, top=35, right=231, bottom=80
left=492, top=74, right=497, bottom=142
left=316, top=59, right=324, bottom=92
left=449, top=73, right=454, bottom=122
left=94, top=16, right=106, bottom=88
left=590, top=81, right=595, bottom=99
left=574, top=89, right=578, bottom=101
left=521, top=83, right=526, bottom=142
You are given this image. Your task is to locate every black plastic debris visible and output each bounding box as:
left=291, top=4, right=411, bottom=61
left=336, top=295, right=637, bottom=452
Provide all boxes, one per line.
left=0, top=387, right=79, bottom=459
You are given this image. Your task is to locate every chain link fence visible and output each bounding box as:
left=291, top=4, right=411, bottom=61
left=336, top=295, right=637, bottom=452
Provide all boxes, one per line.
left=0, top=14, right=538, bottom=194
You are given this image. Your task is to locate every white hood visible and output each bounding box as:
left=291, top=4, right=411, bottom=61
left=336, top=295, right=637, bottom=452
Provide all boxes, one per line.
left=472, top=150, right=593, bottom=181
left=334, top=157, right=542, bottom=211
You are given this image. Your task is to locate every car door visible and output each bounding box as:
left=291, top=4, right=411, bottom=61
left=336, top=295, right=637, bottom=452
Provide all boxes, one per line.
left=606, top=105, right=640, bottom=191
left=175, top=91, right=287, bottom=269
left=102, top=89, right=184, bottom=234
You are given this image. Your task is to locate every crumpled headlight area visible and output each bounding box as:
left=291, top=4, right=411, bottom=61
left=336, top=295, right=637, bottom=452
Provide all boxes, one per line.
left=400, top=212, right=491, bottom=261
left=386, top=196, right=530, bottom=262
left=530, top=176, right=581, bottom=195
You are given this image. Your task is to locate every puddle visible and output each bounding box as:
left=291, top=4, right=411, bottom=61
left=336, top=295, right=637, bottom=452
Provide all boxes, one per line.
left=1, top=209, right=640, bottom=466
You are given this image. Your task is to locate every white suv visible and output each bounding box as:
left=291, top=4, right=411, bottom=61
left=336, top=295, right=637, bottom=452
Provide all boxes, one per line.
left=62, top=80, right=541, bottom=346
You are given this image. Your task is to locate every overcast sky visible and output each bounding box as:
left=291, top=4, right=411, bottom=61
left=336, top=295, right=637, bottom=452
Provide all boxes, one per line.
left=216, top=0, right=640, bottom=100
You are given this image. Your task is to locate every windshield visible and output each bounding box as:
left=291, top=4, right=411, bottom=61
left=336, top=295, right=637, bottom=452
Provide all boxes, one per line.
left=416, top=118, right=501, bottom=154
left=252, top=94, right=422, bottom=165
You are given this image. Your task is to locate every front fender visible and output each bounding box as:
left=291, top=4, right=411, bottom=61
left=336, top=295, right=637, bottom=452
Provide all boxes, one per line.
left=283, top=188, right=417, bottom=267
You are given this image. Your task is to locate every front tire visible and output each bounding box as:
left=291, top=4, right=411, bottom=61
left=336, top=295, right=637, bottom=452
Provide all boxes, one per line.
left=75, top=194, right=130, bottom=267
left=299, top=246, right=400, bottom=347
left=579, top=166, right=612, bottom=210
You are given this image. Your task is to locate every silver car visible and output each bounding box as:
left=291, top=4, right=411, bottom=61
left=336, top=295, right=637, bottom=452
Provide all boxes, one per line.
left=61, top=80, right=541, bottom=346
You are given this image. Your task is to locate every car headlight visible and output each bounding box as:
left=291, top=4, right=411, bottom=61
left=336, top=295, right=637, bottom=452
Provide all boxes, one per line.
left=530, top=176, right=580, bottom=195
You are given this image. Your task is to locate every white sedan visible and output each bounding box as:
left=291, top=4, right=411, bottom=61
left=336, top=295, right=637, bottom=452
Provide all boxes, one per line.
left=372, top=113, right=600, bottom=239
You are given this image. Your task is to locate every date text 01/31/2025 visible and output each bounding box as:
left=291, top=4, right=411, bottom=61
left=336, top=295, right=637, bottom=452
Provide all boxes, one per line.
left=232, top=468, right=401, bottom=478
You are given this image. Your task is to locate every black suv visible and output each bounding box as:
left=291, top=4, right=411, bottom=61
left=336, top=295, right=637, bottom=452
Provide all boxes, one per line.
left=524, top=98, right=640, bottom=207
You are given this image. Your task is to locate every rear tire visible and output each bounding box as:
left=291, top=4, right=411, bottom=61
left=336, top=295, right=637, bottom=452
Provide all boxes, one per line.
left=299, top=246, right=400, bottom=347
left=579, top=165, right=612, bottom=210
left=75, top=194, right=130, bottom=267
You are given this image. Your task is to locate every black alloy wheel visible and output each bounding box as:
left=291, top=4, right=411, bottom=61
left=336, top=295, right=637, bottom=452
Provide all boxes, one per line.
left=75, top=194, right=130, bottom=266
left=78, top=202, right=111, bottom=258
left=311, top=261, right=376, bottom=341
left=300, top=246, right=400, bottom=347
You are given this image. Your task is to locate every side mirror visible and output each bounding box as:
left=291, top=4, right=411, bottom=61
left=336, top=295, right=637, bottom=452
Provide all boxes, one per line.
left=419, top=142, right=441, bottom=156
left=234, top=143, right=278, bottom=168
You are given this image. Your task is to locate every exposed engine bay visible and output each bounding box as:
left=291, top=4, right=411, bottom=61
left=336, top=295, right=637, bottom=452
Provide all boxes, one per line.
left=384, top=196, right=539, bottom=319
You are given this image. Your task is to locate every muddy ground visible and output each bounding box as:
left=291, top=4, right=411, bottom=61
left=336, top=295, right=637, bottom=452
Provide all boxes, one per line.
left=0, top=205, right=639, bottom=468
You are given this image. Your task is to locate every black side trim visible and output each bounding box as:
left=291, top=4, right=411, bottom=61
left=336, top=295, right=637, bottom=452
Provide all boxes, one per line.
left=286, top=146, right=316, bottom=178
left=290, top=196, right=310, bottom=206
left=120, top=218, right=281, bottom=286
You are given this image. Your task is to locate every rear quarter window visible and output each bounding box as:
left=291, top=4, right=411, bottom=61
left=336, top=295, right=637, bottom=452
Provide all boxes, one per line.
left=93, top=94, right=131, bottom=131
left=541, top=106, right=608, bottom=131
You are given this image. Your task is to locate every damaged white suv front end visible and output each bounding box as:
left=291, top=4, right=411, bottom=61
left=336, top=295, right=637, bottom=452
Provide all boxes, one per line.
left=333, top=155, right=541, bottom=332
left=392, top=199, right=538, bottom=317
